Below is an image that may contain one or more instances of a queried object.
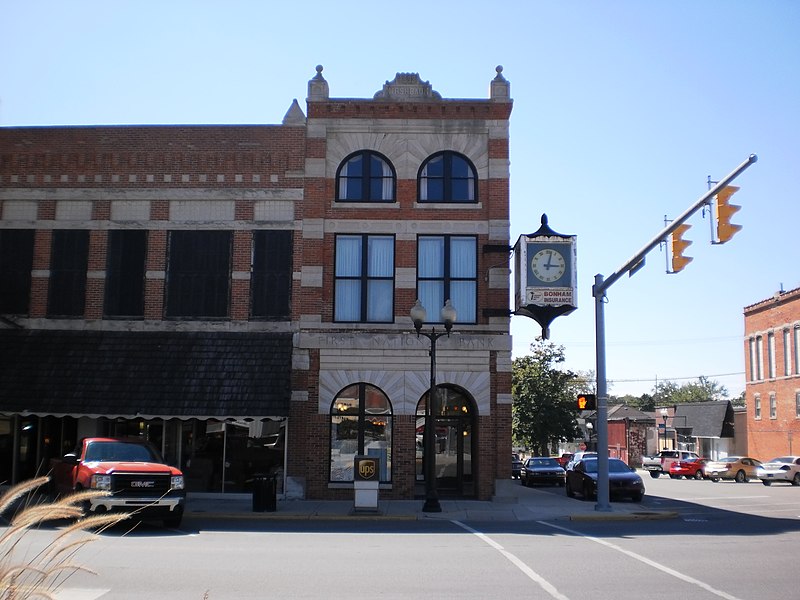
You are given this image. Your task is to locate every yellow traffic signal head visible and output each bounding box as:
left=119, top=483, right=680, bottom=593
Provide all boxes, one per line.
left=715, top=185, right=742, bottom=243
left=670, top=223, right=693, bottom=273
left=577, top=394, right=596, bottom=410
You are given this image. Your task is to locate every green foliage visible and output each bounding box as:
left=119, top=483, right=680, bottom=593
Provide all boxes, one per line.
left=653, top=376, right=728, bottom=405
left=512, top=341, right=586, bottom=456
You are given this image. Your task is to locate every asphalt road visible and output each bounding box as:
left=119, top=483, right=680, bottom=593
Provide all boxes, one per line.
left=11, top=475, right=800, bottom=600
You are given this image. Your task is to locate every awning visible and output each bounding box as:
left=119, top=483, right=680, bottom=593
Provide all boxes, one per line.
left=0, top=329, right=293, bottom=420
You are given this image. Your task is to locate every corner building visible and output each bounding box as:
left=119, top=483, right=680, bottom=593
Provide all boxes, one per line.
left=0, top=67, right=513, bottom=502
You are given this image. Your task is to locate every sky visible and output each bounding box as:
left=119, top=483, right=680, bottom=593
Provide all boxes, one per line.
left=2, top=1, right=798, bottom=399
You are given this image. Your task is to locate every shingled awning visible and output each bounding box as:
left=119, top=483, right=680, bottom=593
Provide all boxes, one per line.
left=674, top=401, right=735, bottom=439
left=0, top=329, right=292, bottom=419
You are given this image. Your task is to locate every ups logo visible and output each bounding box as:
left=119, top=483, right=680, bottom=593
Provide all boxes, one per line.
left=354, top=456, right=380, bottom=481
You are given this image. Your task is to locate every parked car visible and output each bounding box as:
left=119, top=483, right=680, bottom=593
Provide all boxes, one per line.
left=511, top=454, right=523, bottom=479
left=565, top=457, right=644, bottom=502
left=520, top=457, right=566, bottom=487
left=565, top=451, right=597, bottom=472
left=555, top=453, right=573, bottom=469
left=756, top=456, right=800, bottom=486
left=669, top=457, right=708, bottom=480
left=703, top=456, right=762, bottom=482
left=642, top=450, right=701, bottom=478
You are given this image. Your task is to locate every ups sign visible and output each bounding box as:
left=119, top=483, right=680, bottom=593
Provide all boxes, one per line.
left=354, top=456, right=380, bottom=482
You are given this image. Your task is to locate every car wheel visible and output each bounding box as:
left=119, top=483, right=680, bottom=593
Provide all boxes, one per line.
left=710, top=477, right=719, bottom=482
left=762, top=480, right=772, bottom=486
left=669, top=474, right=679, bottom=479
left=164, top=514, right=183, bottom=528
left=735, top=470, right=747, bottom=483
left=694, top=471, right=704, bottom=480
left=631, top=491, right=644, bottom=502
left=792, top=473, right=800, bottom=486
left=649, top=471, right=660, bottom=479
left=582, top=481, right=594, bottom=501
left=566, top=481, right=575, bottom=498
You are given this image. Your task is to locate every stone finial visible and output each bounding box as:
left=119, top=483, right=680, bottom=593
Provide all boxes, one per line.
left=490, top=65, right=511, bottom=101
left=282, top=99, right=306, bottom=126
left=307, top=64, right=329, bottom=101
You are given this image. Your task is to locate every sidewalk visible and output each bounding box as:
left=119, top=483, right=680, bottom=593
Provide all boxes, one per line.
left=185, top=478, right=677, bottom=523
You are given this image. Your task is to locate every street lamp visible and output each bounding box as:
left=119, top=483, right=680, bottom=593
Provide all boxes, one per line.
left=660, top=408, right=669, bottom=451
left=410, top=299, right=456, bottom=513
left=585, top=421, right=594, bottom=451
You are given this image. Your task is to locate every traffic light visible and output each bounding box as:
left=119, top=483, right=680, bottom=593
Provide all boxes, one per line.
left=670, top=223, right=693, bottom=273
left=577, top=394, right=596, bottom=410
left=715, top=185, right=742, bottom=243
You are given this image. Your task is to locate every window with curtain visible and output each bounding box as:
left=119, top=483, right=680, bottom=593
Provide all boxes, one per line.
left=336, top=151, right=395, bottom=202
left=105, top=230, right=146, bottom=318
left=417, top=235, right=476, bottom=323
left=48, top=230, right=89, bottom=317
left=334, top=234, right=394, bottom=322
left=418, top=151, right=477, bottom=203
left=330, top=383, right=392, bottom=482
left=0, top=229, right=34, bottom=314
left=166, top=231, right=231, bottom=318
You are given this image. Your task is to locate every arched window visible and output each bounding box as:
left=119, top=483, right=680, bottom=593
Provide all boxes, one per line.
left=336, top=151, right=396, bottom=202
left=418, top=151, right=477, bottom=203
left=330, top=383, right=392, bottom=482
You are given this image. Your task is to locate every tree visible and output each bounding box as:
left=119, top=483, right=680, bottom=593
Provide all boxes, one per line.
left=512, top=341, right=585, bottom=456
left=653, top=376, right=729, bottom=405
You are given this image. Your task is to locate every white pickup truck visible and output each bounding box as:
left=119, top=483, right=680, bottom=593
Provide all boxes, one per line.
left=641, top=450, right=700, bottom=478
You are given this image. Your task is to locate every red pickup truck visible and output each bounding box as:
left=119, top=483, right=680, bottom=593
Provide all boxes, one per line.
left=50, top=437, right=186, bottom=527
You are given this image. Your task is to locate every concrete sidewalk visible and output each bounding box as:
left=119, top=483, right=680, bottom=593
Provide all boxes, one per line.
left=186, top=479, right=677, bottom=522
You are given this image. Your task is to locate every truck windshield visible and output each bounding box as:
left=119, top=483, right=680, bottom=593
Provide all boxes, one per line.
left=84, top=441, right=160, bottom=462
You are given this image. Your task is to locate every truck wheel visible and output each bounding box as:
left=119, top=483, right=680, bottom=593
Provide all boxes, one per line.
left=649, top=471, right=660, bottom=479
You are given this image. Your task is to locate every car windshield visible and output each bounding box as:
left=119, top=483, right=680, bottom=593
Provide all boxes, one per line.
left=720, top=457, right=738, bottom=463
left=580, top=459, right=630, bottom=474
left=529, top=458, right=559, bottom=468
left=84, top=441, right=160, bottom=462
left=767, top=457, right=794, bottom=464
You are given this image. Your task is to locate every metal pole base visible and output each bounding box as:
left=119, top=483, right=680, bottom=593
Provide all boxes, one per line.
left=422, top=498, right=442, bottom=513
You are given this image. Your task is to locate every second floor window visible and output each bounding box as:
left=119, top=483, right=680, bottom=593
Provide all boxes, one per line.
left=336, top=151, right=395, bottom=202
left=754, top=394, right=761, bottom=420
left=0, top=229, right=34, bottom=315
left=48, top=230, right=89, bottom=317
left=334, top=234, right=394, bottom=322
left=417, top=235, right=477, bottom=323
left=166, top=231, right=231, bottom=318
left=251, top=230, right=292, bottom=319
left=418, top=151, right=477, bottom=203
left=105, top=230, right=147, bottom=318
left=770, top=393, right=777, bottom=419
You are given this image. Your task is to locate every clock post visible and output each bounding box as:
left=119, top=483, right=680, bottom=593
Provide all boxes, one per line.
left=513, top=214, right=578, bottom=339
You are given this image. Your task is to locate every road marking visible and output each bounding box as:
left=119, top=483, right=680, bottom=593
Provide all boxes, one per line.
left=539, top=521, right=742, bottom=600
left=452, top=520, right=570, bottom=600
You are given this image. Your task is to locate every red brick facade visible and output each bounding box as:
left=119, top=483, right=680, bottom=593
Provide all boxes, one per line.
left=744, top=287, right=800, bottom=459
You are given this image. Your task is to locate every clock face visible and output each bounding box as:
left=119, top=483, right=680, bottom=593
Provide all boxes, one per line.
left=530, top=248, right=566, bottom=283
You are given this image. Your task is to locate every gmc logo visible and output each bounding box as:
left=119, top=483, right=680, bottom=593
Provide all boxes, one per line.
left=130, top=480, right=155, bottom=488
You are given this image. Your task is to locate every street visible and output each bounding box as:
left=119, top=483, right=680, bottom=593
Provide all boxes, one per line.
left=11, top=476, right=800, bottom=600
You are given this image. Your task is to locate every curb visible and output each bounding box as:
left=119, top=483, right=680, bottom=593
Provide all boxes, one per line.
left=569, top=510, right=679, bottom=522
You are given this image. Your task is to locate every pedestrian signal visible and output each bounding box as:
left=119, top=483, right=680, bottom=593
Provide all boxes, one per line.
left=577, top=394, right=597, bottom=410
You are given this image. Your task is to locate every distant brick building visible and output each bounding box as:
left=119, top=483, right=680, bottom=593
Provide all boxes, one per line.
left=743, top=287, right=800, bottom=460
left=0, top=67, right=514, bottom=502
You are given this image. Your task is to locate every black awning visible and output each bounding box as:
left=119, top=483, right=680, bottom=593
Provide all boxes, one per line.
left=0, top=329, right=292, bottom=419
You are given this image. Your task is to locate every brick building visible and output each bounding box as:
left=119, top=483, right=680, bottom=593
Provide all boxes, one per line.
left=0, top=67, right=514, bottom=502
left=743, top=287, right=800, bottom=460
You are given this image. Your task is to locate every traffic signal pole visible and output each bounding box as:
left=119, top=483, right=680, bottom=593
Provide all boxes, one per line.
left=591, top=154, right=757, bottom=512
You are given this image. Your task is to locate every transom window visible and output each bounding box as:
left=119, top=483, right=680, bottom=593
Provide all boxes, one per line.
left=417, top=235, right=477, bottom=323
left=334, top=234, right=394, bottom=322
left=330, top=383, right=392, bottom=482
left=418, top=151, right=477, bottom=203
left=336, top=151, right=395, bottom=202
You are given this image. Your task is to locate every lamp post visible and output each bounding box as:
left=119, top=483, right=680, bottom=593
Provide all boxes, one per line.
left=586, top=421, right=594, bottom=452
left=410, top=299, right=456, bottom=513
left=660, top=408, right=669, bottom=451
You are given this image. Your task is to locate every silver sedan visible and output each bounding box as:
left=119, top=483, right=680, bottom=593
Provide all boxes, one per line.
left=757, top=456, right=800, bottom=486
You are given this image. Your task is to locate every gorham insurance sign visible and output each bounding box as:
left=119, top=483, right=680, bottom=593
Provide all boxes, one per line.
left=514, top=215, right=577, bottom=338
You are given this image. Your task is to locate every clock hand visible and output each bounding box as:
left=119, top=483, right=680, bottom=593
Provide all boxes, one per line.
left=544, top=251, right=555, bottom=270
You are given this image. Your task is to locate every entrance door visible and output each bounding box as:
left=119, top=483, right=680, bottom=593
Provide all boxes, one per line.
left=416, top=386, right=475, bottom=498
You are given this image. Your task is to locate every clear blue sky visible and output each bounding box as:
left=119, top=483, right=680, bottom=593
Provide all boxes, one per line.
left=2, top=1, right=798, bottom=399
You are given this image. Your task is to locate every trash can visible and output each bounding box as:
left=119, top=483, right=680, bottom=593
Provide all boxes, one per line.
left=252, top=473, right=277, bottom=512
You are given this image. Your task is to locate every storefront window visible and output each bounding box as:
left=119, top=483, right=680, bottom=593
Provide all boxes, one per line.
left=330, top=384, right=392, bottom=482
